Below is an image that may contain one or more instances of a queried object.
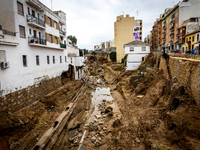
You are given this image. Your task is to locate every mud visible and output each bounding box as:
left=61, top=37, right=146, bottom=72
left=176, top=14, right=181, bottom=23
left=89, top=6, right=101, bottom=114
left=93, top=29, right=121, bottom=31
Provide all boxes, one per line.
left=1, top=53, right=200, bottom=150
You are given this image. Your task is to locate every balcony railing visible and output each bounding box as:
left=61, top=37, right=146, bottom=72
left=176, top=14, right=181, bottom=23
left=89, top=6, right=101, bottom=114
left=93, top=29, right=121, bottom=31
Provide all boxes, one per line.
left=170, top=26, right=174, bottom=31
left=2, top=29, right=16, bottom=36
left=170, top=19, right=175, bottom=24
left=28, top=36, right=46, bottom=45
left=171, top=13, right=175, bottom=18
left=59, top=29, right=66, bottom=36
left=26, top=15, right=45, bottom=27
left=170, top=33, right=174, bottom=37
left=60, top=43, right=66, bottom=48
left=162, top=31, right=166, bottom=35
left=163, top=25, right=166, bottom=30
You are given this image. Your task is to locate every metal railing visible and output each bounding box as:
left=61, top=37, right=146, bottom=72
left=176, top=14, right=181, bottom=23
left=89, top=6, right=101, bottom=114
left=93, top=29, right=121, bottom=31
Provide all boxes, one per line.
left=59, top=29, right=66, bottom=36
left=60, top=43, right=66, bottom=48
left=2, top=29, right=16, bottom=36
left=26, top=15, right=45, bottom=27
left=28, top=36, right=46, bottom=45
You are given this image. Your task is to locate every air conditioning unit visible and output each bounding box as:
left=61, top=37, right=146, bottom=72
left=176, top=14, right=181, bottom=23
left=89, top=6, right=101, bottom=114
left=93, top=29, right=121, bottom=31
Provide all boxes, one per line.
left=1, top=62, right=10, bottom=69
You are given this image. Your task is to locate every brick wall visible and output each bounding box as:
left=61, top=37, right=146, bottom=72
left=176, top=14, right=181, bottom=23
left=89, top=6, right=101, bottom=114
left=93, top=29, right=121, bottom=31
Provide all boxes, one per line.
left=160, top=57, right=200, bottom=105
left=0, top=76, right=62, bottom=114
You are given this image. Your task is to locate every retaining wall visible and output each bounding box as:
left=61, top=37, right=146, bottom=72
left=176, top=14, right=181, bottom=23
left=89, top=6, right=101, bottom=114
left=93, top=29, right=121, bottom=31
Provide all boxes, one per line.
left=0, top=76, right=62, bottom=114
left=160, top=57, right=200, bottom=105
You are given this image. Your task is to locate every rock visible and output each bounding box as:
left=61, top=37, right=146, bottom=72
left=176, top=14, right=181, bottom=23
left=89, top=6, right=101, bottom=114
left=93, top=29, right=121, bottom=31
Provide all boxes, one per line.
left=135, top=137, right=140, bottom=143
left=98, top=137, right=102, bottom=141
left=91, top=136, right=96, bottom=143
left=112, top=119, right=121, bottom=128
left=105, top=106, right=113, bottom=113
left=85, top=124, right=90, bottom=127
left=103, top=127, right=107, bottom=131
left=94, top=114, right=101, bottom=119
left=99, top=122, right=104, bottom=125
left=69, top=137, right=74, bottom=142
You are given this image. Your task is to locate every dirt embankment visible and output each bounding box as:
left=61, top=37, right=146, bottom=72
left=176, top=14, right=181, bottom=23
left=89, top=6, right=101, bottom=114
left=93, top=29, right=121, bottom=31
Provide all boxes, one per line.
left=0, top=81, right=82, bottom=150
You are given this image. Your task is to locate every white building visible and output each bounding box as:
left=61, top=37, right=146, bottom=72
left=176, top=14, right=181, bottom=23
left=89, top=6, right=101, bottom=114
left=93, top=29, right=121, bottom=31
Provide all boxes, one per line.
left=0, top=0, right=68, bottom=96
left=124, top=41, right=150, bottom=70
left=67, top=39, right=84, bottom=80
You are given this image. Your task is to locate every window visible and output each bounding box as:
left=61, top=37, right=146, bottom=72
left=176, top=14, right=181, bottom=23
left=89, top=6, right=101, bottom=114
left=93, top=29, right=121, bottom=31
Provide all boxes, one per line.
left=29, top=29, right=31, bottom=35
left=180, top=37, right=182, bottom=41
left=60, top=56, right=62, bottom=63
left=27, top=7, right=30, bottom=15
left=36, top=55, right=39, bottom=66
left=142, top=57, right=145, bottom=61
left=49, top=34, right=52, bottom=43
left=33, top=30, right=36, bottom=38
left=53, top=56, right=55, bottom=64
left=192, top=36, right=194, bottom=42
left=55, top=36, right=58, bottom=44
left=47, top=56, right=50, bottom=64
left=32, top=10, right=35, bottom=17
left=192, top=44, right=194, bottom=50
left=130, top=47, right=134, bottom=51
left=180, top=29, right=182, bottom=33
left=197, top=34, right=199, bottom=42
left=17, top=1, right=24, bottom=16
left=71, top=58, right=72, bottom=63
left=142, top=47, right=146, bottom=51
left=19, top=26, right=26, bottom=38
left=22, top=55, right=27, bottom=67
left=48, top=17, right=51, bottom=26
left=65, top=56, right=67, bottom=62
left=54, top=21, right=57, bottom=29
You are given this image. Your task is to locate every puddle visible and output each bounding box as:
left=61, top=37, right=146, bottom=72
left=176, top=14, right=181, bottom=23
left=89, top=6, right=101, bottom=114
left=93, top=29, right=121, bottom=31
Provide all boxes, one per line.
left=88, top=87, right=114, bottom=122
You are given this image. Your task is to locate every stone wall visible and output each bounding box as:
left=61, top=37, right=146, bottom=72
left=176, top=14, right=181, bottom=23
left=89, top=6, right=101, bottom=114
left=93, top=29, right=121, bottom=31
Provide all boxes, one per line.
left=160, top=57, right=200, bottom=105
left=0, top=76, right=62, bottom=113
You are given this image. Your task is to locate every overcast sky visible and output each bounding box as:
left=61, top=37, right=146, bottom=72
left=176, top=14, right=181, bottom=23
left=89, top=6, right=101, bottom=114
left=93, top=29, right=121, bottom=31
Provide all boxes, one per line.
left=40, top=0, right=181, bottom=50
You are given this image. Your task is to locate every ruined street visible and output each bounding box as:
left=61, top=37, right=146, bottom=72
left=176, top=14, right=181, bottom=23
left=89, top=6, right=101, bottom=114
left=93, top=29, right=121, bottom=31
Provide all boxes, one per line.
left=0, top=53, right=200, bottom=150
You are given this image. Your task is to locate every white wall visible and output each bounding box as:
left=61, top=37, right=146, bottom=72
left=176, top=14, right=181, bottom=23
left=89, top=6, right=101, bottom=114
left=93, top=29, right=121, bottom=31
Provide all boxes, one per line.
left=0, top=0, right=68, bottom=96
left=125, top=45, right=150, bottom=54
left=179, top=0, right=200, bottom=26
left=124, top=44, right=150, bottom=70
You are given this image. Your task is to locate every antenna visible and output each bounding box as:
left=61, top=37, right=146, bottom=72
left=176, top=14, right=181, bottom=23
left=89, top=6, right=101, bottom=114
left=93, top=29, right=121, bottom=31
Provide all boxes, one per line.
left=136, top=11, right=138, bottom=19
left=51, top=0, right=53, bottom=10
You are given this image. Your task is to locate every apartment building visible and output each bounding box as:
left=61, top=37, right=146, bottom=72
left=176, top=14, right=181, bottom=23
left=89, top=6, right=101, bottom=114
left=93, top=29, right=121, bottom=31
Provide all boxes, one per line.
left=151, top=0, right=200, bottom=52
left=0, top=0, right=68, bottom=96
left=114, top=15, right=142, bottom=62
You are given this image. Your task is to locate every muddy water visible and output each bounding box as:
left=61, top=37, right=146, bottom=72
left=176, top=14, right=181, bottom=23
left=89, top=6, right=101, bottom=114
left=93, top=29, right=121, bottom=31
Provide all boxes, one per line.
left=88, top=87, right=114, bottom=122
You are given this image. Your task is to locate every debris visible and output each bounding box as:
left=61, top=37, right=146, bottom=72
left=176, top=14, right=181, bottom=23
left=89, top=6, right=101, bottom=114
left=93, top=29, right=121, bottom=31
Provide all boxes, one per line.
left=137, top=95, right=144, bottom=98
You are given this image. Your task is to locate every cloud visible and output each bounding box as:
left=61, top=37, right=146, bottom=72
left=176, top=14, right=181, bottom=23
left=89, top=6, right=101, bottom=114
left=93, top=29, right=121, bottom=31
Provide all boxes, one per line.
left=40, top=0, right=180, bottom=50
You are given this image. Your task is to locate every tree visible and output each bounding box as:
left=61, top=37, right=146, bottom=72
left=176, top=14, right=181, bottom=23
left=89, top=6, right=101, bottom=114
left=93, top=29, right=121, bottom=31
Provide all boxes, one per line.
left=109, top=52, right=116, bottom=62
left=67, top=35, right=77, bottom=47
left=83, top=49, right=89, bottom=54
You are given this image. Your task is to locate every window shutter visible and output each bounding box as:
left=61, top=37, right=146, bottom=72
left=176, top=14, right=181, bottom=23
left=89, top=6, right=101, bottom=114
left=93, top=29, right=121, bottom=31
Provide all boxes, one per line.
left=46, top=33, right=49, bottom=42
left=52, top=35, right=55, bottom=43
left=45, top=15, right=48, bottom=24
left=17, top=2, right=24, bottom=16
left=57, top=23, right=59, bottom=30
left=58, top=37, right=60, bottom=44
left=51, top=19, right=54, bottom=27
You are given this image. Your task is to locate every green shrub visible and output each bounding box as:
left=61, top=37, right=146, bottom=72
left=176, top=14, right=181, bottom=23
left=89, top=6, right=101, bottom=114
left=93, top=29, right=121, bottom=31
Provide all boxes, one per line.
left=109, top=52, right=116, bottom=62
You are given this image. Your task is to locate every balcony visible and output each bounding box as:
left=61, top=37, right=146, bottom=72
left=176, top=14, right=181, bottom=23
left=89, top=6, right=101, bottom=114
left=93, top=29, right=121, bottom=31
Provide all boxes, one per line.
left=60, top=43, right=66, bottom=48
left=26, top=15, right=45, bottom=30
left=170, top=26, right=174, bottom=31
left=171, top=13, right=175, bottom=18
left=170, top=33, right=174, bottom=37
left=2, top=29, right=16, bottom=36
left=163, top=25, right=166, bottom=30
left=28, top=36, right=46, bottom=45
left=162, top=31, right=166, bottom=35
left=26, top=0, right=42, bottom=10
left=59, top=29, right=66, bottom=37
left=170, top=18, right=175, bottom=24
left=176, top=33, right=179, bottom=36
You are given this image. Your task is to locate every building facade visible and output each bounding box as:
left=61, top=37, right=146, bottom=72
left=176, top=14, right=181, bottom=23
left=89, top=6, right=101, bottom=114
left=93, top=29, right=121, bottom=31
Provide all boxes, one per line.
left=0, top=0, right=68, bottom=96
left=151, top=0, right=200, bottom=52
left=67, top=39, right=84, bottom=80
left=114, top=14, right=142, bottom=62
left=124, top=41, right=150, bottom=70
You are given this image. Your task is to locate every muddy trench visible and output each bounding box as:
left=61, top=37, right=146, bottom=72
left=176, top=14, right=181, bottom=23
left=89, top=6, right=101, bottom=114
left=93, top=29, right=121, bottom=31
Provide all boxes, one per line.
left=1, top=53, right=200, bottom=150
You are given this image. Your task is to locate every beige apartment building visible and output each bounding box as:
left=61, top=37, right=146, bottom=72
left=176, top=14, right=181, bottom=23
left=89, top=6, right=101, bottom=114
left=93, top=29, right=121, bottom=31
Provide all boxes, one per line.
left=114, top=15, right=142, bottom=62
